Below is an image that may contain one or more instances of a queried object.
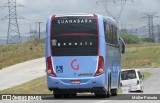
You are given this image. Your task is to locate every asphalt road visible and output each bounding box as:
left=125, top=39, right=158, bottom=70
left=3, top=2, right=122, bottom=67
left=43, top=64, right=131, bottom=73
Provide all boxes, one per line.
left=142, top=68, right=160, bottom=94
left=0, top=58, right=45, bottom=90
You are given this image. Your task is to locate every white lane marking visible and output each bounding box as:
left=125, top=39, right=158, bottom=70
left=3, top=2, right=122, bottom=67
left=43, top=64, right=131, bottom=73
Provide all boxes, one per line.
left=95, top=100, right=110, bottom=103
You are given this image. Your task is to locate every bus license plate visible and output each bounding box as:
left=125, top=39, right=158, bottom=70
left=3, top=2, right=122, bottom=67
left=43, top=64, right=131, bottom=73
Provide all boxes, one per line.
left=70, top=80, right=80, bottom=84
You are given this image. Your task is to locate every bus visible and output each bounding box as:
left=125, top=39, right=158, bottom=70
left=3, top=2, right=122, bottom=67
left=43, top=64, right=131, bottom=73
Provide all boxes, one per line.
left=45, top=14, right=125, bottom=98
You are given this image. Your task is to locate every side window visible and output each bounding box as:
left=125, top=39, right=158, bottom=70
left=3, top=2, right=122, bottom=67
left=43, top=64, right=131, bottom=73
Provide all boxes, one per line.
left=113, top=26, right=118, bottom=46
left=104, top=20, right=118, bottom=47
left=104, top=20, right=111, bottom=44
left=110, top=24, right=114, bottom=44
left=106, top=24, right=111, bottom=43
left=104, top=21, right=107, bottom=42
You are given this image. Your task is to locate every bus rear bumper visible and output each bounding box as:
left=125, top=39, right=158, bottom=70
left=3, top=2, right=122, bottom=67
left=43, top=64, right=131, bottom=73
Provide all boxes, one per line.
left=49, top=87, right=106, bottom=94
left=47, top=75, right=106, bottom=92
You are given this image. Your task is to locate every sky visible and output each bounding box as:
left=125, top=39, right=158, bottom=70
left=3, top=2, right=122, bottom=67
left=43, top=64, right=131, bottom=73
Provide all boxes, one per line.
left=0, top=0, right=160, bottom=38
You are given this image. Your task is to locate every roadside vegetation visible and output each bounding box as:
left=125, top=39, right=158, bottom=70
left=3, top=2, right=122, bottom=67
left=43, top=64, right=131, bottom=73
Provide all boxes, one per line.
left=0, top=76, right=51, bottom=94
left=142, top=72, right=152, bottom=81
left=120, top=33, right=142, bottom=44
left=120, top=33, right=160, bottom=69
left=0, top=39, right=45, bottom=69
left=121, top=43, right=160, bottom=69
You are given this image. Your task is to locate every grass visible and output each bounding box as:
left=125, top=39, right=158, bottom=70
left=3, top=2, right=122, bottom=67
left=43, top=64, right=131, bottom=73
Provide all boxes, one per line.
left=142, top=72, right=152, bottom=81
left=0, top=76, right=51, bottom=94
left=121, top=43, right=160, bottom=69
left=0, top=39, right=45, bottom=69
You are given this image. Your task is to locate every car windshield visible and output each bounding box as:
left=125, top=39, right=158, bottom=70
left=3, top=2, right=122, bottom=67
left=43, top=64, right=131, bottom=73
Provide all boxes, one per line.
left=121, top=70, right=136, bottom=80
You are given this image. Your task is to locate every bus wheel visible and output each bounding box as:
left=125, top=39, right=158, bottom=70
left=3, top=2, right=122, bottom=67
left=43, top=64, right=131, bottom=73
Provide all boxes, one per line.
left=106, top=87, right=111, bottom=98
left=94, top=90, right=107, bottom=98
left=111, top=89, right=117, bottom=96
left=70, top=93, right=77, bottom=97
left=62, top=94, right=70, bottom=98
left=53, top=91, right=62, bottom=99
left=106, top=76, right=111, bottom=97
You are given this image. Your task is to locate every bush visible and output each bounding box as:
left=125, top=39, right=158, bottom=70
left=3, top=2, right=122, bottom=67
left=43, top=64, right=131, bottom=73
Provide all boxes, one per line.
left=141, top=38, right=154, bottom=43
left=120, top=33, right=142, bottom=44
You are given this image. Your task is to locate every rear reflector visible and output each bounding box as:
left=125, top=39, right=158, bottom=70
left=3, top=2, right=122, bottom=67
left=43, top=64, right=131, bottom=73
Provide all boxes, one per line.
left=47, top=56, right=56, bottom=77
left=92, top=82, right=96, bottom=84
left=94, top=56, right=104, bottom=76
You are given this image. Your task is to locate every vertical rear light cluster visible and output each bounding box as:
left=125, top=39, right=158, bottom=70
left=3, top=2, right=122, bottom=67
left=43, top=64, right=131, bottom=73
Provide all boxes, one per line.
left=94, top=56, right=104, bottom=76
left=47, top=56, right=56, bottom=77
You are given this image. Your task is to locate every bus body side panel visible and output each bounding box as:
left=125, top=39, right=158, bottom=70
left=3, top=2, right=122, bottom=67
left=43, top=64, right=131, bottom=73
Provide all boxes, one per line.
left=97, top=15, right=108, bottom=89
left=46, top=16, right=52, bottom=58
left=104, top=18, right=121, bottom=89
left=46, top=16, right=56, bottom=88
left=106, top=46, right=120, bottom=89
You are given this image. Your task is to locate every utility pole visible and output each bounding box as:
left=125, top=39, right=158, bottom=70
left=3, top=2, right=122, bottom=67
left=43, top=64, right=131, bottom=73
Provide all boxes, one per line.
left=135, top=29, right=138, bottom=35
left=36, top=22, right=43, bottom=39
left=29, top=24, right=34, bottom=40
left=142, top=13, right=159, bottom=41
left=2, top=0, right=23, bottom=44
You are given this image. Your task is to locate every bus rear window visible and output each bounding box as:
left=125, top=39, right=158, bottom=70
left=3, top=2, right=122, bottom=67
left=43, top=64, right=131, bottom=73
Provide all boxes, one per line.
left=51, top=16, right=98, bottom=56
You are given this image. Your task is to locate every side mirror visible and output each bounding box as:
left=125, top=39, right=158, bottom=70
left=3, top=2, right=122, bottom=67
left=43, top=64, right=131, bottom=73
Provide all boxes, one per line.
left=142, top=74, right=144, bottom=80
left=119, top=37, right=125, bottom=54
left=120, top=82, right=122, bottom=87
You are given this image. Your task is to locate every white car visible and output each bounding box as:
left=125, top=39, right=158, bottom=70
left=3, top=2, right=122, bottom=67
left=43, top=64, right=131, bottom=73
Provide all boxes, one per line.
left=121, top=69, right=144, bottom=93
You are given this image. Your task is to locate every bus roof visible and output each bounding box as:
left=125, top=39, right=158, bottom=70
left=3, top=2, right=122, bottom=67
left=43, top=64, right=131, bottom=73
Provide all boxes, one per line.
left=52, top=13, right=114, bottom=20
left=50, top=13, right=117, bottom=26
left=54, top=13, right=94, bottom=17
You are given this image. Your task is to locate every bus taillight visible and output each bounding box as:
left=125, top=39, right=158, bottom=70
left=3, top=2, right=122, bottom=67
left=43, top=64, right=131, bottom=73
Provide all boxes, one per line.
left=94, top=56, right=104, bottom=76
left=47, top=56, right=57, bottom=77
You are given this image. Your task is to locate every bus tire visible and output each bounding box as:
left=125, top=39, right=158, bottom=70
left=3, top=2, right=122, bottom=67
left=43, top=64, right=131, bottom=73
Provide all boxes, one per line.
left=54, top=94, right=62, bottom=99
left=53, top=91, right=62, bottom=99
left=62, top=94, right=70, bottom=98
left=106, top=85, right=111, bottom=97
left=111, top=89, right=117, bottom=96
left=70, top=93, right=77, bottom=97
left=94, top=90, right=107, bottom=98
left=106, top=75, right=111, bottom=98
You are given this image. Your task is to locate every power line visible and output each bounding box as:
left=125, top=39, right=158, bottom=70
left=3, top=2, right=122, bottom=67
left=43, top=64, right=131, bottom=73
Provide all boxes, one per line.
left=2, top=0, right=23, bottom=44
left=96, top=0, right=134, bottom=24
